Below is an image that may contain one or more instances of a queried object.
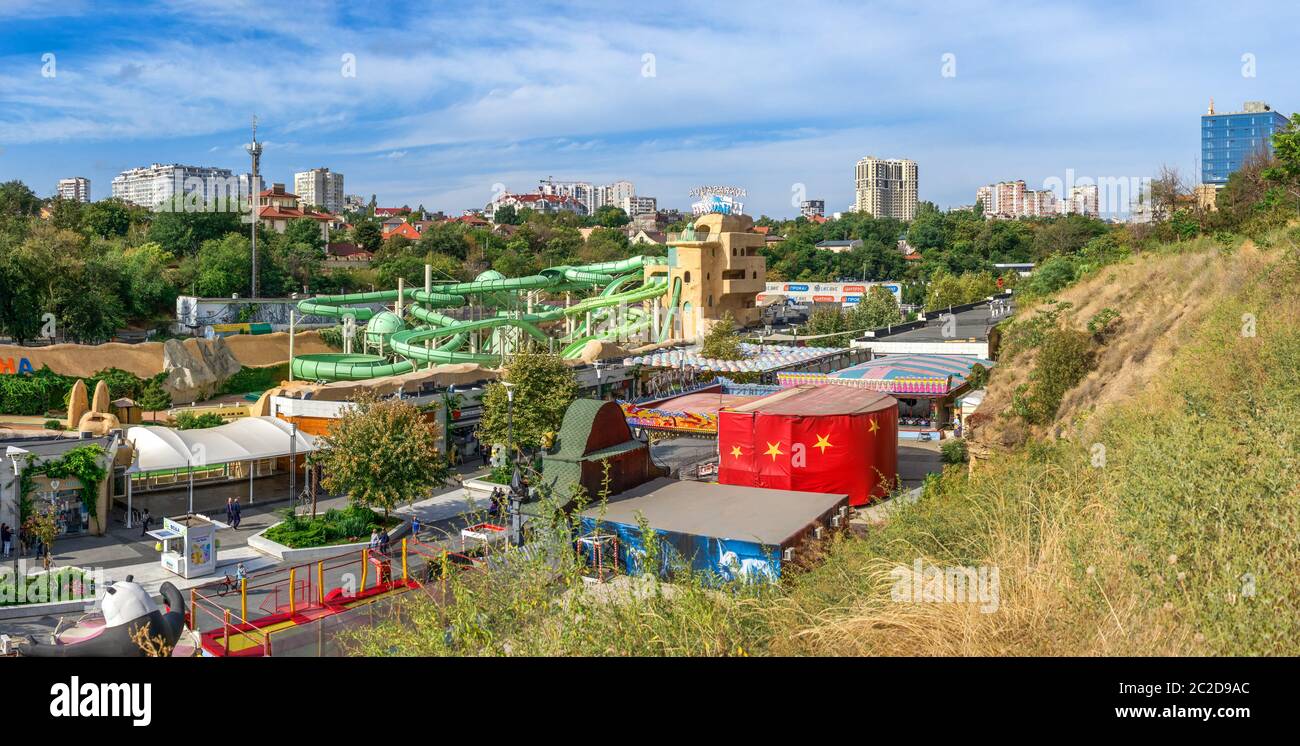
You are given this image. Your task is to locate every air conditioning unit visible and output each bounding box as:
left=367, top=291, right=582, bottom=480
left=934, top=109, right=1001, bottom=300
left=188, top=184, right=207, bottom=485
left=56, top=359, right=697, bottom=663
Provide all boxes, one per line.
left=782, top=548, right=794, bottom=562
left=814, top=527, right=824, bottom=540
left=831, top=515, right=842, bottom=528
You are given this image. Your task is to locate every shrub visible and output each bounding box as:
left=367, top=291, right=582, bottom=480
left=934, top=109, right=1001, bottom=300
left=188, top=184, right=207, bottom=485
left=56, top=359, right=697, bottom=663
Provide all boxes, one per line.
left=219, top=364, right=290, bottom=395
left=174, top=411, right=225, bottom=429
left=43, top=420, right=61, bottom=430
left=1087, top=308, right=1123, bottom=342
left=940, top=438, right=968, bottom=465
left=1015, top=327, right=1094, bottom=425
left=264, top=504, right=388, bottom=548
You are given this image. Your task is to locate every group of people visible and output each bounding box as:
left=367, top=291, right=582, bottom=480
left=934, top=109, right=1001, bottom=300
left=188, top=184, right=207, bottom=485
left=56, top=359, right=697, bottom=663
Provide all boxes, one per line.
left=1, top=522, right=50, bottom=558
left=224, top=498, right=243, bottom=529
left=367, top=528, right=390, bottom=556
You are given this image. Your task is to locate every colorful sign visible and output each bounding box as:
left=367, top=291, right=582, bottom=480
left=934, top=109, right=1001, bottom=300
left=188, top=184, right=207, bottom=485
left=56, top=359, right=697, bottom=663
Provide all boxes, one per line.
left=764, top=281, right=901, bottom=305
left=689, top=185, right=746, bottom=216
left=619, top=401, right=719, bottom=434
left=0, top=358, right=35, bottom=375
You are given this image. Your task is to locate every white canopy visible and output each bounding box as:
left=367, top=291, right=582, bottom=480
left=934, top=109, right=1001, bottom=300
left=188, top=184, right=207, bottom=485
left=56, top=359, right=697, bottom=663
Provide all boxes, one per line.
left=125, top=416, right=317, bottom=473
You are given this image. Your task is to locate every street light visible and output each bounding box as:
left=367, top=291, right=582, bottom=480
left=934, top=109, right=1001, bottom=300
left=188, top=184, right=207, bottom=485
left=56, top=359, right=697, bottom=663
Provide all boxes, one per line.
left=593, top=361, right=605, bottom=400
left=7, top=446, right=29, bottom=574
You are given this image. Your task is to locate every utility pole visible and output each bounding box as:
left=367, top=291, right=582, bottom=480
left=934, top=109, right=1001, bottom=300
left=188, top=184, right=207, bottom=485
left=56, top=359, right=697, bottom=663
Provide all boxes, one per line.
left=245, top=116, right=263, bottom=299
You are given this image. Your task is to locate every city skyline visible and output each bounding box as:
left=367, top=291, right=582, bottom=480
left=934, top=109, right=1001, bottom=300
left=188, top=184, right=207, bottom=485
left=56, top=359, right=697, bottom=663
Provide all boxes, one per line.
left=0, top=1, right=1297, bottom=216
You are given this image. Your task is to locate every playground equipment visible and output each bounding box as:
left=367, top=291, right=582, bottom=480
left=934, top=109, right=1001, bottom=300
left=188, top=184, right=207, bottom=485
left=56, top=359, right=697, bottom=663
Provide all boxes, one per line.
left=189, top=537, right=487, bottom=656
left=292, top=255, right=683, bottom=381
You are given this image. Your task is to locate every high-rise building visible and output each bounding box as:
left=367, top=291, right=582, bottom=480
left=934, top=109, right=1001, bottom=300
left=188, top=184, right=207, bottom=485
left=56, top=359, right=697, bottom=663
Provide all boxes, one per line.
left=293, top=167, right=345, bottom=213
left=1201, top=99, right=1290, bottom=185
left=621, top=195, right=657, bottom=216
left=853, top=157, right=918, bottom=220
left=111, top=164, right=261, bottom=210
left=978, top=179, right=1099, bottom=219
left=56, top=177, right=91, bottom=203
left=800, top=200, right=825, bottom=218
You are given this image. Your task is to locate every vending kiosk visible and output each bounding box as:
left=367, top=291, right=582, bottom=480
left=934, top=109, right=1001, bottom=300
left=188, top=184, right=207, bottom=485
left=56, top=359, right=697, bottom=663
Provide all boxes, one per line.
left=148, top=514, right=225, bottom=579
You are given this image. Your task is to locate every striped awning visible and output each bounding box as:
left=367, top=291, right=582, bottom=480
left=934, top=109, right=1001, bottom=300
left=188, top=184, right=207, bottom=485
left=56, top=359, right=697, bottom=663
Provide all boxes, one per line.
left=777, top=354, right=993, bottom=396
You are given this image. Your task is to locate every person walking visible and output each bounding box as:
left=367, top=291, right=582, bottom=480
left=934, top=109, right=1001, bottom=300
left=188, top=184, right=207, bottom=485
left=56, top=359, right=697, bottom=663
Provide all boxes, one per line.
left=139, top=508, right=151, bottom=537
left=231, top=499, right=242, bottom=529
left=411, top=516, right=421, bottom=537
left=225, top=497, right=235, bottom=526
left=368, top=529, right=380, bottom=551
left=1, top=523, right=10, bottom=558
left=378, top=529, right=390, bottom=556
left=480, top=444, right=491, bottom=468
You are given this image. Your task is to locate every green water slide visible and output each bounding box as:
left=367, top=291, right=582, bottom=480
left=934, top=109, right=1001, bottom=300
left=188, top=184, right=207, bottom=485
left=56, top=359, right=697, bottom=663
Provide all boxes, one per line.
left=292, top=255, right=673, bottom=381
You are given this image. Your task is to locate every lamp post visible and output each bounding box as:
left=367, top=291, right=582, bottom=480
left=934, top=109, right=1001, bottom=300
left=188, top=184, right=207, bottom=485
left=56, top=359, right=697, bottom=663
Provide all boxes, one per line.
left=593, top=361, right=605, bottom=400
left=289, top=421, right=298, bottom=511
left=7, top=446, right=28, bottom=575
left=502, top=382, right=516, bottom=463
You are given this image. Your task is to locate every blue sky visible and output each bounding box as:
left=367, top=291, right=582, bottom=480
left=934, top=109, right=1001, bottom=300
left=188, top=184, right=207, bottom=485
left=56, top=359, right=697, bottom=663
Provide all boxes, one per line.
left=0, top=0, right=1297, bottom=217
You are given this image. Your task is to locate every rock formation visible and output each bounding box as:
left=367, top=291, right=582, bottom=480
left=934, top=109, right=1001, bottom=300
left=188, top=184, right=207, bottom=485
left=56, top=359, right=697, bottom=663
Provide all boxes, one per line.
left=162, top=337, right=243, bottom=404
left=66, top=379, right=89, bottom=429
left=91, top=380, right=110, bottom=413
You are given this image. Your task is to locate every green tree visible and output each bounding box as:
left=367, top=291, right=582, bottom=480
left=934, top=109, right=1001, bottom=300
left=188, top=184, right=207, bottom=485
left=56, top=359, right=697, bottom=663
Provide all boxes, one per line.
left=700, top=311, right=745, bottom=359
left=493, top=204, right=519, bottom=225
left=1263, top=113, right=1300, bottom=208
left=352, top=219, right=383, bottom=252
left=848, top=286, right=903, bottom=329
left=476, top=352, right=578, bottom=453
left=83, top=199, right=134, bottom=238
left=312, top=394, right=449, bottom=517
left=147, top=195, right=242, bottom=255
left=590, top=205, right=630, bottom=228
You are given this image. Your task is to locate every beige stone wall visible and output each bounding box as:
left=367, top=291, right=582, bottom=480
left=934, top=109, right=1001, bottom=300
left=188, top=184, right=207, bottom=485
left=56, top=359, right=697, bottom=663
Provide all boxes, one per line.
left=0, top=331, right=333, bottom=380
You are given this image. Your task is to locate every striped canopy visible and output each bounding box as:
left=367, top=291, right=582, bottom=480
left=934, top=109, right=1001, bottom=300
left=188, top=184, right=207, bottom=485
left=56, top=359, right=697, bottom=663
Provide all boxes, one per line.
left=777, top=354, right=993, bottom=396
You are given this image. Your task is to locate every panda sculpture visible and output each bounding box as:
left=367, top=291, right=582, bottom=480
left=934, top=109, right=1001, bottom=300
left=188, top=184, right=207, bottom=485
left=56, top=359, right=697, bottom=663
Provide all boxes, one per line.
left=21, top=576, right=187, bottom=657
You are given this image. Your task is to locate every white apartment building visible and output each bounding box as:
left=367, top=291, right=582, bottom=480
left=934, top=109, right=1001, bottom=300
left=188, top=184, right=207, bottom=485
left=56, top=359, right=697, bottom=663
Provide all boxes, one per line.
left=293, top=167, right=345, bottom=214
left=57, top=177, right=91, bottom=203
left=111, top=164, right=262, bottom=210
left=854, top=157, right=918, bottom=221
left=621, top=195, right=657, bottom=217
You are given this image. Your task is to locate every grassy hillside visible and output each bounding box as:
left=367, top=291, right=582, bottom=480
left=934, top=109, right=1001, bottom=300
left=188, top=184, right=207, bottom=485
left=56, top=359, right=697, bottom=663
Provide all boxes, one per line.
left=351, top=229, right=1300, bottom=656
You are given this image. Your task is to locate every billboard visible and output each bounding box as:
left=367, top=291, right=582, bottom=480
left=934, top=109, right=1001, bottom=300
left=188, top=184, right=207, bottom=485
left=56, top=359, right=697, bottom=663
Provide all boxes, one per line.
left=689, top=185, right=746, bottom=216
left=757, top=281, right=902, bottom=305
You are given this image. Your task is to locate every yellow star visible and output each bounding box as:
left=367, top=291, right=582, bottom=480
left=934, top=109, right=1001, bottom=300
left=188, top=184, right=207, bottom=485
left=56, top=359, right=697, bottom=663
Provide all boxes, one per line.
left=730, top=445, right=742, bottom=459
left=868, top=418, right=879, bottom=434
left=812, top=434, right=833, bottom=453
left=764, top=441, right=784, bottom=461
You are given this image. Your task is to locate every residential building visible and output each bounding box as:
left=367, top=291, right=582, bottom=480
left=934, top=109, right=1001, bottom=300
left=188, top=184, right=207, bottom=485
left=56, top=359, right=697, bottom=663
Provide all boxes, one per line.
left=111, top=163, right=262, bottom=210
left=57, top=177, right=91, bottom=203
left=621, top=195, right=657, bottom=217
left=815, top=239, right=862, bottom=254
left=343, top=194, right=366, bottom=213
left=597, top=180, right=636, bottom=212
left=853, top=157, right=918, bottom=220
left=257, top=183, right=338, bottom=240
left=800, top=199, right=825, bottom=218
left=293, top=167, right=345, bottom=213
left=1201, top=99, right=1290, bottom=185
left=978, top=179, right=1099, bottom=219
left=1065, top=184, right=1099, bottom=217
left=538, top=178, right=596, bottom=215
left=484, top=191, right=585, bottom=221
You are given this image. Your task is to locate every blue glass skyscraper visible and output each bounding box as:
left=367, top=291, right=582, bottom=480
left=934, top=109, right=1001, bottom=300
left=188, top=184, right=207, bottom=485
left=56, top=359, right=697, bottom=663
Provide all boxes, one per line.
left=1201, top=100, right=1291, bottom=185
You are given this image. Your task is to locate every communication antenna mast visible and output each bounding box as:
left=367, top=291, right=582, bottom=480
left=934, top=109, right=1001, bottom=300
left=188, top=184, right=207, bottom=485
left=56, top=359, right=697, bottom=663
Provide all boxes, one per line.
left=245, top=116, right=263, bottom=298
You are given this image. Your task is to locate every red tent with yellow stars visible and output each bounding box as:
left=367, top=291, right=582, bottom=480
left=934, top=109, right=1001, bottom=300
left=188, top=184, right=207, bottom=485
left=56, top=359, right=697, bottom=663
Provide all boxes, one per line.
left=717, top=384, right=898, bottom=506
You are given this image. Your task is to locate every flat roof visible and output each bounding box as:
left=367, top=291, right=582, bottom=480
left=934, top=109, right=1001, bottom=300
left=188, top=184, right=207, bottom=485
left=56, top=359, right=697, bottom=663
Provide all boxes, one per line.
left=868, top=302, right=1012, bottom=344
left=651, top=391, right=762, bottom=415
left=730, top=384, right=894, bottom=415
left=580, top=477, right=847, bottom=546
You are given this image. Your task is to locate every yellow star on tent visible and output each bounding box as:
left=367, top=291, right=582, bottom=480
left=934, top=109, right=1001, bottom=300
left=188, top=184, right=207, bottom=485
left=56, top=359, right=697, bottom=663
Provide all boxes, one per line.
left=812, top=434, right=833, bottom=454
left=764, top=441, right=784, bottom=461
left=868, top=418, right=880, bottom=434
left=730, top=445, right=743, bottom=459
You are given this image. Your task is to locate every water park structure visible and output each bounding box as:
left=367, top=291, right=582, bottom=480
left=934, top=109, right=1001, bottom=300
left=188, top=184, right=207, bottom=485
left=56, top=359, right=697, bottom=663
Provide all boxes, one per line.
left=289, top=213, right=769, bottom=382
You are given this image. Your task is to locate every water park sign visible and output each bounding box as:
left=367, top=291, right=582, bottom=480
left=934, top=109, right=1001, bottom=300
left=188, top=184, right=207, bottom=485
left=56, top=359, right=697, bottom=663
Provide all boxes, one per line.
left=689, top=185, right=746, bottom=216
left=0, top=357, right=35, bottom=375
